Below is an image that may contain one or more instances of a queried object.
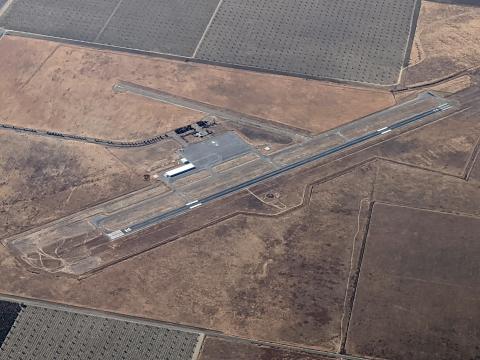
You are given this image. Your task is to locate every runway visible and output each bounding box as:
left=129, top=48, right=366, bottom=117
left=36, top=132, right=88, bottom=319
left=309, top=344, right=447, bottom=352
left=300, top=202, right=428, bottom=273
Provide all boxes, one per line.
left=121, top=102, right=452, bottom=235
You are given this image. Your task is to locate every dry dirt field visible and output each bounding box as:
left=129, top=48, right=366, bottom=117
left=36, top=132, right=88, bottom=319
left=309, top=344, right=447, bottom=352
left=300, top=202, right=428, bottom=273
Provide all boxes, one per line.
left=0, top=35, right=396, bottom=137
left=0, top=79, right=479, bottom=359
left=346, top=203, right=480, bottom=360
left=198, top=337, right=333, bottom=360
left=1, top=7, right=480, bottom=356
left=405, top=0, right=480, bottom=85
left=0, top=37, right=202, bottom=141
left=0, top=131, right=149, bottom=237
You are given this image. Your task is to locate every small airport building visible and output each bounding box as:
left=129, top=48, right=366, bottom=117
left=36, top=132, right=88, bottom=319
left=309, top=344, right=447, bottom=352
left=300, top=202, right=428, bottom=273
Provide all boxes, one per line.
left=164, top=160, right=195, bottom=178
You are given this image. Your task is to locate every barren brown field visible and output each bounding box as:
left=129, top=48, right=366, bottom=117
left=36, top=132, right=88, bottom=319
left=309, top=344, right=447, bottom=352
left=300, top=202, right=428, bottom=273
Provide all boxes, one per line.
left=0, top=35, right=395, bottom=137
left=0, top=37, right=202, bottom=141
left=199, top=337, right=333, bottom=360
left=0, top=5, right=479, bottom=355
left=405, top=0, right=480, bottom=85
left=0, top=82, right=478, bottom=359
left=346, top=203, right=480, bottom=360
left=0, top=0, right=480, bottom=360
left=106, top=139, right=181, bottom=174
left=0, top=131, right=149, bottom=237
left=0, top=163, right=375, bottom=350
left=469, top=150, right=480, bottom=182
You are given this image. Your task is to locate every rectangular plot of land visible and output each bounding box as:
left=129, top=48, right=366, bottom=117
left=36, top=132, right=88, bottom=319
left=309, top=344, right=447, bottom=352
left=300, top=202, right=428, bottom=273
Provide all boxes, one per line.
left=199, top=337, right=334, bottom=360
left=97, top=0, right=220, bottom=56
left=0, top=0, right=219, bottom=56
left=2, top=305, right=201, bottom=360
left=0, top=0, right=120, bottom=42
left=196, top=0, right=418, bottom=85
left=346, top=203, right=480, bottom=360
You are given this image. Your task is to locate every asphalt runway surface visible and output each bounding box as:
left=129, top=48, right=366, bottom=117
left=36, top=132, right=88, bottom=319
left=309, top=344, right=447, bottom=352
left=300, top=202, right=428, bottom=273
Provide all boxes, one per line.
left=0, top=0, right=419, bottom=85
left=123, top=102, right=452, bottom=234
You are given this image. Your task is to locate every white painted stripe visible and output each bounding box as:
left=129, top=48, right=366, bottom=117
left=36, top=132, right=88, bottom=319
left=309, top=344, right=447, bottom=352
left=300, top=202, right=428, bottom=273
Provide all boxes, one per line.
left=192, top=0, right=224, bottom=57
left=381, top=129, right=392, bottom=135
left=109, top=234, right=123, bottom=240
left=94, top=0, right=124, bottom=42
left=377, top=127, right=389, bottom=132
left=107, top=230, right=124, bottom=240
left=191, top=333, right=206, bottom=360
left=0, top=0, right=15, bottom=18
left=189, top=203, right=202, bottom=209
